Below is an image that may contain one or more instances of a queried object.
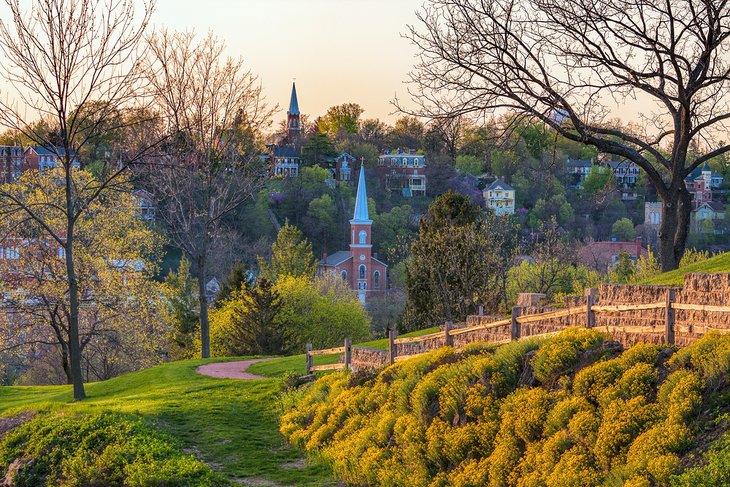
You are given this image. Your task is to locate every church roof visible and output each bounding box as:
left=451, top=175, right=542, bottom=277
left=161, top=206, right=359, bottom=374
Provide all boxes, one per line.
left=352, top=164, right=371, bottom=223
left=288, top=82, right=299, bottom=115
left=321, top=251, right=352, bottom=266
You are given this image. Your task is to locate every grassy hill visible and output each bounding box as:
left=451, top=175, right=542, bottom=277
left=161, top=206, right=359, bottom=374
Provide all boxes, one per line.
left=0, top=326, right=439, bottom=486
left=0, top=358, right=334, bottom=486
left=639, top=252, right=730, bottom=286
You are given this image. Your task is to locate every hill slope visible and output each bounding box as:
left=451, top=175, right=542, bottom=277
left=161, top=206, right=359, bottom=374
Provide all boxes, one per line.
left=0, top=358, right=333, bottom=486
left=640, top=252, right=730, bottom=286
left=281, top=329, right=730, bottom=486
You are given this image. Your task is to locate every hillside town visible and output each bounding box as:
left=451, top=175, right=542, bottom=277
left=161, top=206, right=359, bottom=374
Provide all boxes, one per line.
left=2, top=0, right=730, bottom=486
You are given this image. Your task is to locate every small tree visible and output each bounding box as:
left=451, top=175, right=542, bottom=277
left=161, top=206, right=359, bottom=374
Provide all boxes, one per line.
left=258, top=223, right=317, bottom=282
left=612, top=218, right=637, bottom=242
left=163, top=257, right=199, bottom=360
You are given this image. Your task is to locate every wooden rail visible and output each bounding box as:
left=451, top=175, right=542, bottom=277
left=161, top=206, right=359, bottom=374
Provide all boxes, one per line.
left=305, top=338, right=351, bottom=375
left=306, top=286, right=730, bottom=371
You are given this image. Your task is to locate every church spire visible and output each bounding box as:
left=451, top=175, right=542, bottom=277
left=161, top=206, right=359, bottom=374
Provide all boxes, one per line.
left=352, top=162, right=371, bottom=223
left=288, top=82, right=299, bottom=115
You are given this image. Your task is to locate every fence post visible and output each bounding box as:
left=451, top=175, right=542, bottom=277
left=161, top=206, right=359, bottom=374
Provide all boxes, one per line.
left=344, top=338, right=352, bottom=371
left=305, top=343, right=313, bottom=375
left=478, top=305, right=484, bottom=316
left=665, top=288, right=676, bottom=346
left=511, top=307, right=521, bottom=340
left=388, top=328, right=397, bottom=365
left=444, top=321, right=453, bottom=347
left=585, top=288, right=596, bottom=329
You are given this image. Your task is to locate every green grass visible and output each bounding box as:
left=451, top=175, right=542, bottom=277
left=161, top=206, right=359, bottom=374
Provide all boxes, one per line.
left=0, top=358, right=334, bottom=486
left=0, top=326, right=440, bottom=485
left=639, top=252, right=730, bottom=286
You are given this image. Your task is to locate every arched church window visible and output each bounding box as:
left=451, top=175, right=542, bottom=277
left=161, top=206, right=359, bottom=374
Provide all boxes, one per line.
left=373, top=271, right=380, bottom=288
left=359, top=264, right=366, bottom=279
left=359, top=230, right=367, bottom=244
left=341, top=270, right=348, bottom=280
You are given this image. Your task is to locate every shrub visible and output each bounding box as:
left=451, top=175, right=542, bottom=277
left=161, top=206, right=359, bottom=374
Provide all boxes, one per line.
left=0, top=411, right=224, bottom=487
left=531, top=328, right=604, bottom=385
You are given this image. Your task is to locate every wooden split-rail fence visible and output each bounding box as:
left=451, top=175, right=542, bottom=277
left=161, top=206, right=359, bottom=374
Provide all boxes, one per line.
left=305, top=280, right=730, bottom=374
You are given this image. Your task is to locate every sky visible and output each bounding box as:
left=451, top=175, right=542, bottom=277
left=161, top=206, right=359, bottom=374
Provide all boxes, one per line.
left=153, top=0, right=424, bottom=124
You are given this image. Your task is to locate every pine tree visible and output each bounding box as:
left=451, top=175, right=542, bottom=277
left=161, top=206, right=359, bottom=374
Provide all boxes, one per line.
left=258, top=223, right=317, bottom=282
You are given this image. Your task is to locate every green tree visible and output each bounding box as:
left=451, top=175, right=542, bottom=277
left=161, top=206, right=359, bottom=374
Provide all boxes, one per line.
left=210, top=278, right=283, bottom=356
left=612, top=218, right=636, bottom=241
left=274, top=274, right=371, bottom=351
left=164, top=256, right=200, bottom=359
left=318, top=103, right=364, bottom=138
left=258, top=223, right=317, bottom=282
left=215, top=261, right=251, bottom=304
left=302, top=132, right=336, bottom=165
left=581, top=166, right=615, bottom=198
left=405, top=192, right=517, bottom=329
left=455, top=154, right=483, bottom=176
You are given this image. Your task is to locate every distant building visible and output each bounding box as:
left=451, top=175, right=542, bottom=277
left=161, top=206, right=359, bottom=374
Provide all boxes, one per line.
left=685, top=163, right=718, bottom=209
left=644, top=202, right=663, bottom=227
left=691, top=201, right=726, bottom=234
left=333, top=153, right=355, bottom=183
left=484, top=179, right=515, bottom=216
left=377, top=149, right=427, bottom=196
left=578, top=239, right=649, bottom=272
left=607, top=159, right=640, bottom=185
left=267, top=145, right=300, bottom=177
left=318, top=165, right=387, bottom=303
left=0, top=146, right=24, bottom=183
left=133, top=189, right=155, bottom=221
left=265, top=82, right=302, bottom=177
left=24, top=146, right=80, bottom=172
left=566, top=158, right=593, bottom=187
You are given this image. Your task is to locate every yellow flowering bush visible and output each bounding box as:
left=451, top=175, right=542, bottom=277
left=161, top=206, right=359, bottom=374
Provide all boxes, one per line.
left=280, top=331, right=730, bottom=486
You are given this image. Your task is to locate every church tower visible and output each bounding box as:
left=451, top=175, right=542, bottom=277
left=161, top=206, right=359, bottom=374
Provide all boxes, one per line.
left=286, top=82, right=301, bottom=145
left=350, top=164, right=373, bottom=301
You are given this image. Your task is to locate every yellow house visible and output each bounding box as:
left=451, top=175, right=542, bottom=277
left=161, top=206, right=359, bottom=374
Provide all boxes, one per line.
left=484, top=179, right=515, bottom=216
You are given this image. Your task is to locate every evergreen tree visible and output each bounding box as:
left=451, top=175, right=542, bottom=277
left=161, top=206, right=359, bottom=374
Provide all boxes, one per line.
left=163, top=256, right=199, bottom=359
left=215, top=261, right=251, bottom=304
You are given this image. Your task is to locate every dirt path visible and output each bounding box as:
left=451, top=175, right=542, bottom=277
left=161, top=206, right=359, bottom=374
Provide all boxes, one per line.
left=196, top=359, right=271, bottom=380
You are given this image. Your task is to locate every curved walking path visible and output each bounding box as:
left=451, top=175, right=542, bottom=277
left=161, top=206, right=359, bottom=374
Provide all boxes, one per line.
left=196, top=358, right=271, bottom=380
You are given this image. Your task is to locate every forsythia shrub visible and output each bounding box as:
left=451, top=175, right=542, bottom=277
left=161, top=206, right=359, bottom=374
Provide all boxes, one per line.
left=281, top=330, right=730, bottom=486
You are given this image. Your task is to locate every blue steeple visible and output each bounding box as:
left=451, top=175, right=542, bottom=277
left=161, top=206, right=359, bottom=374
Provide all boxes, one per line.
left=288, top=82, right=299, bottom=115
left=351, top=163, right=371, bottom=224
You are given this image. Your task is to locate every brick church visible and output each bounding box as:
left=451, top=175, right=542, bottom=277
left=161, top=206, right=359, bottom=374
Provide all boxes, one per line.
left=319, top=165, right=387, bottom=302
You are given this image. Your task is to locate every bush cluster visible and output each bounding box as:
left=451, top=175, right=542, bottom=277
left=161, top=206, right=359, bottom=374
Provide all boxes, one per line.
left=281, top=329, right=730, bottom=486
left=0, top=411, right=226, bottom=487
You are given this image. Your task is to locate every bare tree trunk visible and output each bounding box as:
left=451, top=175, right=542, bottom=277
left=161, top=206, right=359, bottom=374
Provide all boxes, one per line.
left=65, top=180, right=86, bottom=399
left=60, top=345, right=72, bottom=385
left=196, top=257, right=211, bottom=359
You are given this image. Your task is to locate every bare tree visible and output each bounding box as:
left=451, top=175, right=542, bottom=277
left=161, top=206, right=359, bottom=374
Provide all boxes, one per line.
left=0, top=0, right=154, bottom=399
left=404, top=0, right=730, bottom=270
left=143, top=31, right=273, bottom=358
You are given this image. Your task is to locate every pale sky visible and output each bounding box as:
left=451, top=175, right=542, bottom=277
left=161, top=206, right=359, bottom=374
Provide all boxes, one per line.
left=154, top=0, right=424, bottom=124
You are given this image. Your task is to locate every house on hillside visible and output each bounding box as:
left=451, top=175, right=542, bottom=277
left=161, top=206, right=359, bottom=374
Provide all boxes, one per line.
left=24, top=146, right=80, bottom=172
left=691, top=201, right=726, bottom=234
left=333, top=153, right=356, bottom=183
left=377, top=149, right=427, bottom=196
left=578, top=239, right=649, bottom=272
left=133, top=189, right=155, bottom=222
left=685, top=163, right=721, bottom=209
left=566, top=158, right=593, bottom=187
left=484, top=179, right=515, bottom=216
left=0, top=146, right=24, bottom=183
